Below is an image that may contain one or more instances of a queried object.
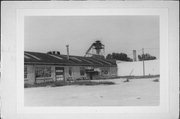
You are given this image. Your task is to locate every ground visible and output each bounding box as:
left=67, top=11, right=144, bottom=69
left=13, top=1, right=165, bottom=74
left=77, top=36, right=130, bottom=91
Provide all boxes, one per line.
left=24, top=78, right=159, bottom=106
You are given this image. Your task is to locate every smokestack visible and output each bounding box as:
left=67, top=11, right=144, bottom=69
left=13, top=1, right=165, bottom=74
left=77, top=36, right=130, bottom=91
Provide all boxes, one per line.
left=66, top=45, right=69, bottom=60
left=133, top=50, right=137, bottom=61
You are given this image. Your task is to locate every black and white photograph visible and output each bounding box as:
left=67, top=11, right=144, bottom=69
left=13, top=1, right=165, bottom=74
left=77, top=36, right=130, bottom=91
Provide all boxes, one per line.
left=24, top=16, right=160, bottom=106
left=1, top=1, right=179, bottom=119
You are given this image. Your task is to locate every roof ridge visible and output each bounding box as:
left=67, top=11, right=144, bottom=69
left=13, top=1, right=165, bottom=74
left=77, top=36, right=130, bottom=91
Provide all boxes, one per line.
left=24, top=51, right=84, bottom=57
left=24, top=51, right=116, bottom=66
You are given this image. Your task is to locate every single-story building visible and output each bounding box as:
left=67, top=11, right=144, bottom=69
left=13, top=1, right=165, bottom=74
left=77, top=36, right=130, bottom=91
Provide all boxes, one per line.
left=24, top=51, right=117, bottom=84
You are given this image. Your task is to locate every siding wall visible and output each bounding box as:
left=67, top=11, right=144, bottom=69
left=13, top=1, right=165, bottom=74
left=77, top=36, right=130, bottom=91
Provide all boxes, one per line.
left=110, top=67, right=118, bottom=76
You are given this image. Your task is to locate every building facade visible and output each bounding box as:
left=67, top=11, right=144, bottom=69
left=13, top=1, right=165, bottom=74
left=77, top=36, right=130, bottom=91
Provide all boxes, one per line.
left=24, top=51, right=117, bottom=84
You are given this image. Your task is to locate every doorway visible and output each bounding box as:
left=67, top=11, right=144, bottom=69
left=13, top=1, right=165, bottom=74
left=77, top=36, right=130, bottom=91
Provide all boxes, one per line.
left=55, top=67, right=64, bottom=81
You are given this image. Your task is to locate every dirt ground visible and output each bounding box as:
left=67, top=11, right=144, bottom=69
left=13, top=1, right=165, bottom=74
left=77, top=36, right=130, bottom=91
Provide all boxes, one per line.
left=24, top=78, right=159, bottom=106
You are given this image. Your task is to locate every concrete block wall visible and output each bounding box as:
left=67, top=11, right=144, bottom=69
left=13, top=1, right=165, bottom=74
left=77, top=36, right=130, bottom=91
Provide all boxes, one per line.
left=72, top=66, right=80, bottom=79
left=109, top=67, right=118, bottom=77
left=57, top=66, right=87, bottom=81
left=24, top=65, right=35, bottom=84
left=51, top=66, right=56, bottom=81
left=24, top=65, right=118, bottom=84
left=70, top=66, right=87, bottom=80
left=64, top=66, right=69, bottom=81
left=100, top=67, right=110, bottom=77
left=94, top=67, right=117, bottom=79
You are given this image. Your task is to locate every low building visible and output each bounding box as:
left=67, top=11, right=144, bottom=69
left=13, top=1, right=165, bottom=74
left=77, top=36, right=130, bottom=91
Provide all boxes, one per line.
left=24, top=51, right=117, bottom=84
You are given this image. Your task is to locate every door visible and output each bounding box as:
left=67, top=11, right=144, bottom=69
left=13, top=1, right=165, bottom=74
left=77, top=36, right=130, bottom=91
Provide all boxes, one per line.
left=55, top=67, right=64, bottom=81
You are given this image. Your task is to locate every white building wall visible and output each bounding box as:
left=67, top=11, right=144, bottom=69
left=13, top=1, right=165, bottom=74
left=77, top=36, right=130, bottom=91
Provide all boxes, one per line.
left=117, top=59, right=159, bottom=76
left=51, top=66, right=56, bottom=81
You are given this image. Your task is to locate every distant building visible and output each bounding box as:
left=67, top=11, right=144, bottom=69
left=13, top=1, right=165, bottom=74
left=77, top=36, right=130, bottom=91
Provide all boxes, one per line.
left=24, top=51, right=117, bottom=84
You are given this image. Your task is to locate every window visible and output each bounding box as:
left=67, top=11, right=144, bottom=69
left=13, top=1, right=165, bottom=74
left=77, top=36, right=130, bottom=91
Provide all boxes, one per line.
left=69, top=67, right=72, bottom=76
left=24, top=66, right=27, bottom=78
left=35, top=66, right=51, bottom=78
left=80, top=67, right=85, bottom=76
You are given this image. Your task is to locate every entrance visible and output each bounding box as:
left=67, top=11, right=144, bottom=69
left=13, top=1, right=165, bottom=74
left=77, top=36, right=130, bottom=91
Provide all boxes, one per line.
left=85, top=69, right=99, bottom=80
left=55, top=67, right=64, bottom=81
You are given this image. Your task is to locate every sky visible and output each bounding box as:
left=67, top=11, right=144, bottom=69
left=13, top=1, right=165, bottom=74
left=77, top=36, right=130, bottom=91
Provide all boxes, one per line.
left=24, top=16, right=159, bottom=59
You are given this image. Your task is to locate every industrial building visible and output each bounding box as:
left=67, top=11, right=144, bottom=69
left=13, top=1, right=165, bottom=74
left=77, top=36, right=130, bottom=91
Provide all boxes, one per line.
left=24, top=41, right=117, bottom=84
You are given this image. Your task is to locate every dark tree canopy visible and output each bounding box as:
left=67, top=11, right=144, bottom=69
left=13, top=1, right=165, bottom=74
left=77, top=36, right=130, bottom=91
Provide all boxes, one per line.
left=138, top=53, right=156, bottom=61
left=106, top=53, right=133, bottom=61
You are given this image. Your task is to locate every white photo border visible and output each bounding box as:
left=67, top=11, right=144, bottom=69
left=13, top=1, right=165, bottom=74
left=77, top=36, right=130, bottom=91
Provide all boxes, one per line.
left=17, top=8, right=168, bottom=113
left=1, top=1, right=178, bottom=119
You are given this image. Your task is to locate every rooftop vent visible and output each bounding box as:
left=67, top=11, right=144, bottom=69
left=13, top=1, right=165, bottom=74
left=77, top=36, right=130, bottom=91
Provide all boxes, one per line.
left=47, top=51, right=60, bottom=55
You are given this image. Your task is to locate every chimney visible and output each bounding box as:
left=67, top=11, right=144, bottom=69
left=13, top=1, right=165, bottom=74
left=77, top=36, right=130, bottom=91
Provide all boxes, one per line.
left=66, top=45, right=69, bottom=60
left=133, top=50, right=137, bottom=61
left=47, top=51, right=60, bottom=55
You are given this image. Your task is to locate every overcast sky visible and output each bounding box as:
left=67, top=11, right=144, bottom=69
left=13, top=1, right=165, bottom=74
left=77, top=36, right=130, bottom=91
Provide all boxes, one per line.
left=24, top=16, right=159, bottom=58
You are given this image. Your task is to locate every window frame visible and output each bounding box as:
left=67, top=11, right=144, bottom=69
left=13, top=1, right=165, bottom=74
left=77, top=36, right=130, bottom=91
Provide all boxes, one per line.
left=80, top=67, right=85, bottom=76
left=35, top=66, right=52, bottom=78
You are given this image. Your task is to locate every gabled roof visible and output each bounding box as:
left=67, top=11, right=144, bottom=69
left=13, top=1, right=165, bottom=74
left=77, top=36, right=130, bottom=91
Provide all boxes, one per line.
left=24, top=51, right=117, bottom=67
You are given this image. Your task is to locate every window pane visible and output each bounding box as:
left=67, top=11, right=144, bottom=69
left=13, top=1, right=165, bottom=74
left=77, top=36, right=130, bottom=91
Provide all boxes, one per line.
left=44, top=67, right=51, bottom=77
left=35, top=66, right=51, bottom=78
left=35, top=67, right=43, bottom=78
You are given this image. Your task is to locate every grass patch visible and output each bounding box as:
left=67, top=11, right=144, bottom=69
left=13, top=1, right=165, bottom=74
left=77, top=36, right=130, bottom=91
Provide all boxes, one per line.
left=52, top=80, right=115, bottom=87
left=24, top=83, right=34, bottom=88
left=25, top=80, right=115, bottom=88
left=72, top=80, right=115, bottom=86
left=51, top=81, right=67, bottom=87
left=24, top=81, right=54, bottom=88
left=123, top=78, right=130, bottom=82
left=153, top=79, right=159, bottom=82
left=96, top=75, right=160, bottom=80
left=118, top=75, right=160, bottom=79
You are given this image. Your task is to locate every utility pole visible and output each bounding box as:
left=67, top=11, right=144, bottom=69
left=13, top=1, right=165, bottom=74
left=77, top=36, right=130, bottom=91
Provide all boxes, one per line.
left=142, top=48, right=145, bottom=76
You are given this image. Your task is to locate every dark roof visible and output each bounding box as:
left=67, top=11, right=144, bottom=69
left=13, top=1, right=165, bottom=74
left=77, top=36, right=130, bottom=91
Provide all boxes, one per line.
left=24, top=51, right=117, bottom=67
